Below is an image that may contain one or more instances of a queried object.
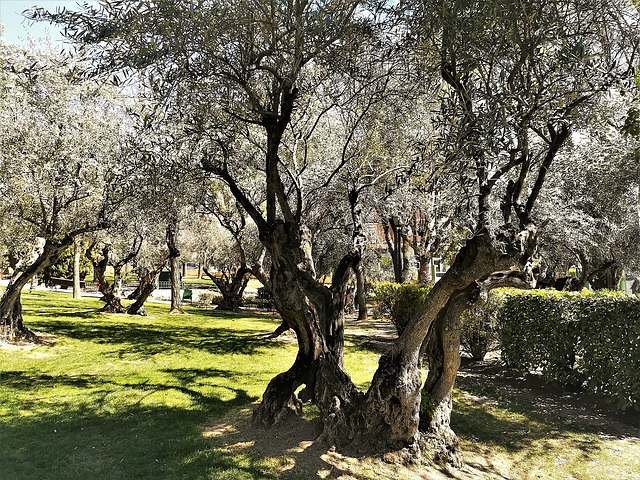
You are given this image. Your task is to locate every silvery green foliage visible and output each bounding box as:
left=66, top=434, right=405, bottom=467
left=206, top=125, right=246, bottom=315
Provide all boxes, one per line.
left=534, top=93, right=640, bottom=281
left=0, top=42, right=129, bottom=261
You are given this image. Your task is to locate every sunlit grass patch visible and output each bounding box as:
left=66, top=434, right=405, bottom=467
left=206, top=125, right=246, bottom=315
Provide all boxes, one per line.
left=1, top=292, right=638, bottom=479
left=0, top=292, right=296, bottom=480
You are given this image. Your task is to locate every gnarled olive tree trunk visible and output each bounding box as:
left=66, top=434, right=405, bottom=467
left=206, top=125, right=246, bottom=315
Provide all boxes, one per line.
left=89, top=243, right=127, bottom=314
left=0, top=238, right=74, bottom=341
left=126, top=265, right=164, bottom=316
left=317, top=229, right=534, bottom=457
left=419, top=270, right=531, bottom=465
left=253, top=222, right=361, bottom=428
left=203, top=265, right=250, bottom=312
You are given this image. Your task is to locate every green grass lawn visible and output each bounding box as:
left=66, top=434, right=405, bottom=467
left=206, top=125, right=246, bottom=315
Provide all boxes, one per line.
left=1, top=291, right=638, bottom=479
left=0, top=292, right=301, bottom=480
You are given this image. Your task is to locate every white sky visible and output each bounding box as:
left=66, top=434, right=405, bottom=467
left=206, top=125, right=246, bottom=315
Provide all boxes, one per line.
left=0, top=0, right=96, bottom=47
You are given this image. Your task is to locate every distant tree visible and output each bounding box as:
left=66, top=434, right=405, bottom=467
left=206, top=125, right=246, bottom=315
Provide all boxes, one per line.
left=125, top=220, right=171, bottom=316
left=196, top=190, right=264, bottom=312
left=535, top=94, right=640, bottom=290
left=0, top=43, right=128, bottom=341
left=42, top=242, right=92, bottom=283
left=87, top=227, right=143, bottom=313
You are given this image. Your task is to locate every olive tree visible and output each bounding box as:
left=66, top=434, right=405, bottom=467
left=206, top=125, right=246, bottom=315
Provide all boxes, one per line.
left=398, top=0, right=640, bottom=462
left=0, top=43, right=129, bottom=340
left=35, top=0, right=640, bottom=463
left=535, top=93, right=640, bottom=290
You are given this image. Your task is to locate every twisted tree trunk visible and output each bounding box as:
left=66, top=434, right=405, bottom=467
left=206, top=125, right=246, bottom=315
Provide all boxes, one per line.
left=253, top=222, right=360, bottom=429
left=315, top=230, right=533, bottom=457
left=166, top=223, right=184, bottom=315
left=419, top=270, right=531, bottom=465
left=0, top=239, right=74, bottom=341
left=89, top=243, right=127, bottom=314
left=126, top=265, right=164, bottom=315
left=203, top=265, right=251, bottom=312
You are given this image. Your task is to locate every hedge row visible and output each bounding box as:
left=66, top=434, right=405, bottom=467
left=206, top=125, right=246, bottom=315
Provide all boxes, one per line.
left=372, top=284, right=640, bottom=411
left=498, top=289, right=640, bottom=411
left=372, top=282, right=431, bottom=334
left=372, top=282, right=501, bottom=359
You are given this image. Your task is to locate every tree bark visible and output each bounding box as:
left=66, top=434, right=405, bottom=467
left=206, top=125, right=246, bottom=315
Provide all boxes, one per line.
left=355, top=259, right=368, bottom=321
left=203, top=265, right=251, bottom=312
left=253, top=270, right=322, bottom=426
left=0, top=239, right=73, bottom=341
left=419, top=270, right=531, bottom=465
left=316, top=230, right=532, bottom=454
left=126, top=265, right=163, bottom=316
left=89, top=243, right=127, bottom=314
left=73, top=236, right=81, bottom=299
left=166, top=223, right=184, bottom=314
left=169, top=254, right=184, bottom=314
left=417, top=257, right=431, bottom=283
left=253, top=221, right=359, bottom=429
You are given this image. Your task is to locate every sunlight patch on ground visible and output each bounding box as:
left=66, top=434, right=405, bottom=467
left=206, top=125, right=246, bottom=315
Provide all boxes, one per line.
left=224, top=441, right=255, bottom=452
left=203, top=423, right=239, bottom=438
left=286, top=440, right=314, bottom=453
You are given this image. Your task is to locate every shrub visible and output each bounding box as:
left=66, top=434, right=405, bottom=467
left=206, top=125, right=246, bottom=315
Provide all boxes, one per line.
left=256, top=287, right=274, bottom=309
left=576, top=291, right=640, bottom=410
left=460, top=290, right=506, bottom=361
left=373, top=283, right=503, bottom=359
left=372, top=282, right=431, bottom=335
left=497, top=289, right=640, bottom=411
left=196, top=291, right=216, bottom=306
left=43, top=242, right=92, bottom=280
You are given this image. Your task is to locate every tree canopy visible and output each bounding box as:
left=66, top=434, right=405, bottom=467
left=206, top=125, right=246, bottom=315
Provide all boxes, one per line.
left=14, top=0, right=640, bottom=464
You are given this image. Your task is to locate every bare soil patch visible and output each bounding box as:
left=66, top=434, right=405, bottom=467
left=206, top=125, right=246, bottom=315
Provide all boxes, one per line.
left=458, top=354, right=640, bottom=438
left=205, top=406, right=491, bottom=479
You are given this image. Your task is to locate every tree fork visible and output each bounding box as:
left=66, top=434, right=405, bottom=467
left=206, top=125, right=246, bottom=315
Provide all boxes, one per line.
left=419, top=270, right=531, bottom=465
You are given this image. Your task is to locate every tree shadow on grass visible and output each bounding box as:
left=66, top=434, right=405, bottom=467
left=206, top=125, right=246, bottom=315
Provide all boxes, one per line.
left=1, top=370, right=263, bottom=480
left=343, top=317, right=397, bottom=356
left=456, top=358, right=640, bottom=439
left=452, top=397, right=603, bottom=454
left=31, top=318, right=287, bottom=358
left=1, top=368, right=256, bottom=410
left=451, top=359, right=639, bottom=470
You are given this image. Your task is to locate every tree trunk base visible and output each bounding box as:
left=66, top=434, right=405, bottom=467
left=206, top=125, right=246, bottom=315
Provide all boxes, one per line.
left=99, top=303, right=127, bottom=314
left=253, top=367, right=304, bottom=427
left=168, top=307, right=186, bottom=315
left=215, top=303, right=241, bottom=313
left=419, top=395, right=464, bottom=468
left=1, top=297, right=37, bottom=344
left=420, top=429, right=463, bottom=468
left=127, top=306, right=148, bottom=316
left=0, top=324, right=37, bottom=344
left=253, top=392, right=304, bottom=427
left=376, top=430, right=462, bottom=468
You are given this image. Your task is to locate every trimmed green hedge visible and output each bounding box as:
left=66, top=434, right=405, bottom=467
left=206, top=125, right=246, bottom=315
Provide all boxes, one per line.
left=460, top=290, right=506, bottom=361
left=372, top=282, right=431, bottom=335
left=498, top=289, right=640, bottom=411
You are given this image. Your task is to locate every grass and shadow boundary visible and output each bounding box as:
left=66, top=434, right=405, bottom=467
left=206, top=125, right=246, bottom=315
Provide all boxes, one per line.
left=2, top=293, right=639, bottom=479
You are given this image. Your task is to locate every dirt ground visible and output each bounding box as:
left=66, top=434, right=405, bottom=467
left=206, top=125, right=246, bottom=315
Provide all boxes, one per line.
left=205, top=365, right=639, bottom=480
left=205, top=318, right=639, bottom=479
